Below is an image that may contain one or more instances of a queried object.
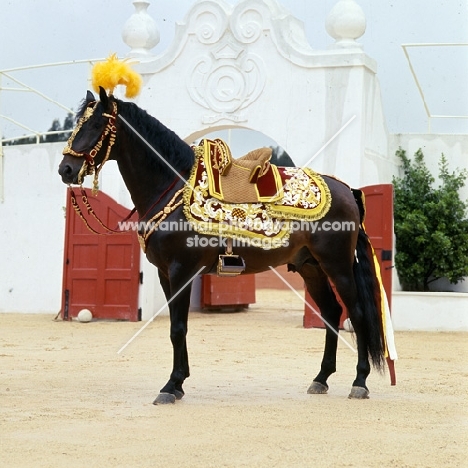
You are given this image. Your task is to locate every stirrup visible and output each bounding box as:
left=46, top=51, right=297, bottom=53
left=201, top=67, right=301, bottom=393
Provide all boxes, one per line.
left=217, top=238, right=245, bottom=277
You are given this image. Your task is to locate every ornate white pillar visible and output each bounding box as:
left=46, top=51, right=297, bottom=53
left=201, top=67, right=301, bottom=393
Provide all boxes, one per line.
left=122, top=1, right=160, bottom=57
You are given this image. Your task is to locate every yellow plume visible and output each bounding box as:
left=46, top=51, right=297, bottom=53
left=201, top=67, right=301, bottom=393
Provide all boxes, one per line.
left=91, top=53, right=142, bottom=98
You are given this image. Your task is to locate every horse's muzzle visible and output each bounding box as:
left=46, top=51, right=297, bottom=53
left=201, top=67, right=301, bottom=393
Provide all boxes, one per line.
left=58, top=160, right=78, bottom=184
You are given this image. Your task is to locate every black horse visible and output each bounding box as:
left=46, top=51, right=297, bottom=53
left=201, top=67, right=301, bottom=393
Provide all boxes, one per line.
left=59, top=87, right=387, bottom=404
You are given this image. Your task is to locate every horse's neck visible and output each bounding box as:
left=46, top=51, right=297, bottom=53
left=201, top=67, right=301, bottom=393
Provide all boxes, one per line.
left=114, top=108, right=188, bottom=216
left=115, top=148, right=175, bottom=217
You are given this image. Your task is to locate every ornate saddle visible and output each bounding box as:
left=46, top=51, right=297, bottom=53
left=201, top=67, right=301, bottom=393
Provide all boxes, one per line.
left=185, top=139, right=332, bottom=251
left=201, top=139, right=283, bottom=203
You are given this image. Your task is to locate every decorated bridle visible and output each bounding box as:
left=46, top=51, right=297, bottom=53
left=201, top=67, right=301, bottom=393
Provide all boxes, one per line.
left=62, top=98, right=137, bottom=235
left=63, top=100, right=118, bottom=193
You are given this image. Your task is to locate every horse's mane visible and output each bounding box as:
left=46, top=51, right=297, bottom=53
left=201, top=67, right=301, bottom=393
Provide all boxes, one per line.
left=75, top=95, right=194, bottom=178
left=117, top=99, right=194, bottom=178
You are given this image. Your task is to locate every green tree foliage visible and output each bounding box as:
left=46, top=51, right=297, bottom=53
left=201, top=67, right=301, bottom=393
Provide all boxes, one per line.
left=393, top=148, right=468, bottom=291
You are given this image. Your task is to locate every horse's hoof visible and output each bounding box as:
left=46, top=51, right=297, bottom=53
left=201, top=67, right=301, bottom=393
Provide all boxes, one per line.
left=174, top=389, right=184, bottom=400
left=307, top=381, right=328, bottom=394
left=348, top=386, right=369, bottom=399
left=153, top=392, right=176, bottom=405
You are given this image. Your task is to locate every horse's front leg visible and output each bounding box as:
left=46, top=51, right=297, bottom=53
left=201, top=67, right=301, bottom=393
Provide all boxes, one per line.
left=153, top=269, right=191, bottom=405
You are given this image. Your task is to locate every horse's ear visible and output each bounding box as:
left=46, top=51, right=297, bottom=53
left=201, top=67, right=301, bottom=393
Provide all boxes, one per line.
left=99, top=86, right=110, bottom=109
left=86, top=90, right=95, bottom=103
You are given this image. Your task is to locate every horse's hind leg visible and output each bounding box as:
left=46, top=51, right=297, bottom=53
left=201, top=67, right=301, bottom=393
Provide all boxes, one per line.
left=298, top=261, right=343, bottom=395
left=320, top=261, right=372, bottom=399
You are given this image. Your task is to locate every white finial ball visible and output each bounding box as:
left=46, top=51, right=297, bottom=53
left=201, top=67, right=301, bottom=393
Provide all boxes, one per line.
left=325, top=0, right=366, bottom=46
left=77, top=309, right=93, bottom=323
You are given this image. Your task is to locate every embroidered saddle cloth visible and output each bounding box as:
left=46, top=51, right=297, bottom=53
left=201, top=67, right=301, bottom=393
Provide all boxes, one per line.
left=183, top=139, right=332, bottom=249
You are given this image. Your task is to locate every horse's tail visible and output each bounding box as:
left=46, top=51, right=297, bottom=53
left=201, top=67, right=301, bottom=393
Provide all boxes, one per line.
left=353, top=228, right=385, bottom=371
left=351, top=188, right=385, bottom=372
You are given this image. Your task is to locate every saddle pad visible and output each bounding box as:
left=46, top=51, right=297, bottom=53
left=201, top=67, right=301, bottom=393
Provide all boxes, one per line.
left=182, top=142, right=332, bottom=249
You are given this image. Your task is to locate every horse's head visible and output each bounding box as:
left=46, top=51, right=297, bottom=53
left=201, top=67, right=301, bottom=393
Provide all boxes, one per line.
left=58, top=87, right=117, bottom=186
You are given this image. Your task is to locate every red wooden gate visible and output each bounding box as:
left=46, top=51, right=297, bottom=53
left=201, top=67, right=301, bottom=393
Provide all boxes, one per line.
left=304, top=184, right=393, bottom=328
left=61, top=188, right=141, bottom=321
left=360, top=184, right=394, bottom=309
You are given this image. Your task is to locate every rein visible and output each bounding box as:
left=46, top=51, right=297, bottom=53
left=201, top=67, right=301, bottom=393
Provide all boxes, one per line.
left=69, top=187, right=136, bottom=235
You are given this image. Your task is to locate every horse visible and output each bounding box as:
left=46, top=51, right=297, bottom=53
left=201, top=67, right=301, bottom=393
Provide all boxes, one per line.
left=58, top=86, right=387, bottom=404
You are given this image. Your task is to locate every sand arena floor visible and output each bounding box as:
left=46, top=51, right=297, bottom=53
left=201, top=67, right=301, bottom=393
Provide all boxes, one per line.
left=1, top=290, right=467, bottom=467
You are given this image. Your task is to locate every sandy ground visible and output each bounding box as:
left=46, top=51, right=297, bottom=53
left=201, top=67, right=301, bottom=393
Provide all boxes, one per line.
left=1, top=290, right=467, bottom=468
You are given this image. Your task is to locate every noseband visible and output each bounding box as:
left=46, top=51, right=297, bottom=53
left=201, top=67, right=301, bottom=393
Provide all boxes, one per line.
left=63, top=100, right=118, bottom=192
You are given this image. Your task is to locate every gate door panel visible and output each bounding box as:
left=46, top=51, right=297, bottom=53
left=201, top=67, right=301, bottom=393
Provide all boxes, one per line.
left=359, top=184, right=394, bottom=309
left=61, top=188, right=140, bottom=321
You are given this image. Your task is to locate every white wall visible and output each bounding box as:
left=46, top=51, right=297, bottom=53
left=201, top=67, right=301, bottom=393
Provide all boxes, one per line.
left=392, top=292, right=468, bottom=331
left=0, top=143, right=67, bottom=313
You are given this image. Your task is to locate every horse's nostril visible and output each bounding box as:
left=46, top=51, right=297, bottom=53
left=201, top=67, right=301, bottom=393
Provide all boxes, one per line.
left=58, top=163, right=75, bottom=183
left=59, top=164, right=72, bottom=176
